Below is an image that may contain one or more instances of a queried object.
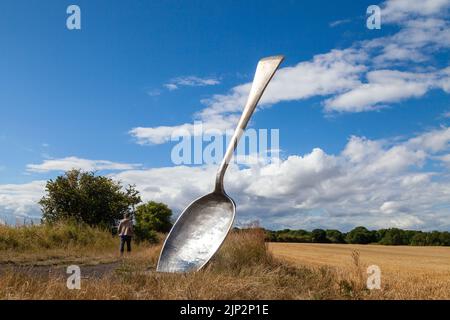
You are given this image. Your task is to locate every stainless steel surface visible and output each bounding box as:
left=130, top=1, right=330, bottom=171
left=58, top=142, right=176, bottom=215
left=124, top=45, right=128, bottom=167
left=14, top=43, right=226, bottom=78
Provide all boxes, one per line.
left=215, top=55, right=285, bottom=193
left=157, top=55, right=284, bottom=273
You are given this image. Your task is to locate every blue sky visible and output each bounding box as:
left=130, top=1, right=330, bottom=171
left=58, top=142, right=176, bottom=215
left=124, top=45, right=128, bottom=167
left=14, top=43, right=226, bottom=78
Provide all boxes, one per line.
left=1, top=0, right=450, bottom=230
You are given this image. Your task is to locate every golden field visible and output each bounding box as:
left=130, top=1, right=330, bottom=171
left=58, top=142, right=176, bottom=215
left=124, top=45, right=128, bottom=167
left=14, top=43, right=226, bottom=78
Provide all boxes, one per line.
left=269, top=242, right=450, bottom=299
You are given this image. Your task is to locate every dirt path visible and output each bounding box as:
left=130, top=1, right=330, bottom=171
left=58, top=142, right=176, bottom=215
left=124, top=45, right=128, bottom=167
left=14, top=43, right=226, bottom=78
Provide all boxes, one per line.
left=0, top=261, right=121, bottom=279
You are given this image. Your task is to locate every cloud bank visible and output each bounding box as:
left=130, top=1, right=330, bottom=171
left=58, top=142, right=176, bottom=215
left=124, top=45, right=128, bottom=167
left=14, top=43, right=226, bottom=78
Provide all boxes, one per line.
left=4, top=127, right=450, bottom=231
left=26, top=157, right=142, bottom=173
left=115, top=127, right=450, bottom=231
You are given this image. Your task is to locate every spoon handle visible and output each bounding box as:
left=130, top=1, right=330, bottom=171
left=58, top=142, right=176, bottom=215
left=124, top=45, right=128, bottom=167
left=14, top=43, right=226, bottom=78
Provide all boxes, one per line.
left=214, top=55, right=284, bottom=193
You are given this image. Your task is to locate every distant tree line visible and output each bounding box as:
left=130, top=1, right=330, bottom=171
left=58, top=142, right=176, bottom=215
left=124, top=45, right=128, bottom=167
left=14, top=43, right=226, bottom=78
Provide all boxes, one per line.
left=265, top=226, right=450, bottom=246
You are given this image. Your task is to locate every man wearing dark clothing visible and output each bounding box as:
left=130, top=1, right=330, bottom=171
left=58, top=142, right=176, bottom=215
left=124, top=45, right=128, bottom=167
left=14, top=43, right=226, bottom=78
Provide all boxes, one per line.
left=118, top=213, right=134, bottom=255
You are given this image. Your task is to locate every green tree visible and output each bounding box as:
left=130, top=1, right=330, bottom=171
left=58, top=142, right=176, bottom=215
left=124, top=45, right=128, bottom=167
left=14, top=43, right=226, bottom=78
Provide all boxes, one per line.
left=379, top=228, right=407, bottom=245
left=404, top=230, right=420, bottom=245
left=411, top=232, right=427, bottom=246
left=439, top=231, right=450, bottom=246
left=311, top=229, right=328, bottom=243
left=274, top=229, right=312, bottom=243
left=345, top=226, right=375, bottom=244
left=426, top=231, right=442, bottom=245
left=376, top=229, right=387, bottom=242
left=326, top=229, right=345, bottom=243
left=39, top=170, right=141, bottom=226
left=134, top=201, right=173, bottom=242
left=264, top=230, right=277, bottom=242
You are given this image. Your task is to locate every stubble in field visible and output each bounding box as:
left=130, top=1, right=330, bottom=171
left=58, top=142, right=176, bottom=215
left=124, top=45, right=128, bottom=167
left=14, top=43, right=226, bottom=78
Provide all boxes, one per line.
left=269, top=242, right=450, bottom=299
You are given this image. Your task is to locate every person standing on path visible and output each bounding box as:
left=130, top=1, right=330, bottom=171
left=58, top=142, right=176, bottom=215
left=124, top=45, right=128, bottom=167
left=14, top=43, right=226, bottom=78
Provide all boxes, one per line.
left=118, top=213, right=134, bottom=256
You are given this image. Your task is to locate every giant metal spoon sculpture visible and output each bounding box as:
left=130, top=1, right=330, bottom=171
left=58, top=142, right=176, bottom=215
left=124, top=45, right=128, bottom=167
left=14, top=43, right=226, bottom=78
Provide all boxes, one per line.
left=157, top=55, right=284, bottom=272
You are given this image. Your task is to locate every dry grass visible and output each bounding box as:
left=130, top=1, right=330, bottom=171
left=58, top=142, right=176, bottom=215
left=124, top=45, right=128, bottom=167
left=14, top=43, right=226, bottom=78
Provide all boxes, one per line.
left=0, top=222, right=115, bottom=251
left=1, top=226, right=448, bottom=299
left=269, top=242, right=450, bottom=299
left=0, top=222, right=152, bottom=265
left=0, top=229, right=349, bottom=300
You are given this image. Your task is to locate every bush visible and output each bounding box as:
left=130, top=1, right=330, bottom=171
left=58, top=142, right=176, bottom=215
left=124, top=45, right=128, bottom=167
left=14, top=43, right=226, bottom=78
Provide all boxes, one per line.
left=134, top=201, right=173, bottom=242
left=134, top=227, right=158, bottom=243
left=39, top=170, right=141, bottom=227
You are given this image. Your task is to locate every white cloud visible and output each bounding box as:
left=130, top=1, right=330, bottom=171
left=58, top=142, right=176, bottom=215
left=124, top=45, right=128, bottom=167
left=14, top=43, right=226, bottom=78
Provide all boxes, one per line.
left=3, top=127, right=450, bottom=230
left=407, top=126, right=450, bottom=152
left=129, top=114, right=239, bottom=145
left=164, top=76, right=220, bottom=91
left=164, top=83, right=178, bottom=91
left=436, top=153, right=450, bottom=167
left=380, top=201, right=411, bottom=214
left=201, top=49, right=368, bottom=118
left=381, top=0, right=450, bottom=23
left=440, top=67, right=450, bottom=92
left=367, top=17, right=450, bottom=65
left=329, top=19, right=351, bottom=28
left=324, top=69, right=439, bottom=112
left=0, top=180, right=45, bottom=219
left=26, top=157, right=142, bottom=173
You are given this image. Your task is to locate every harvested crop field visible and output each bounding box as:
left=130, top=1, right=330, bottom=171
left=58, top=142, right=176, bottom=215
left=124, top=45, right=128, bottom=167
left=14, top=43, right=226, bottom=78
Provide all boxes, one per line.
left=269, top=243, right=450, bottom=299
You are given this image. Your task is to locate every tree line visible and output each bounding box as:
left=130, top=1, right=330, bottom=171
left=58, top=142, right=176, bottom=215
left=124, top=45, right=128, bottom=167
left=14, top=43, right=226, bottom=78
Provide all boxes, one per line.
left=265, top=226, right=450, bottom=246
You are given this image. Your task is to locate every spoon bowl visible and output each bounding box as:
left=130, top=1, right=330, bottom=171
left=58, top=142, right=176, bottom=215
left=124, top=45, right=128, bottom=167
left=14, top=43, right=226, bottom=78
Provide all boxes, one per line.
left=156, top=192, right=235, bottom=272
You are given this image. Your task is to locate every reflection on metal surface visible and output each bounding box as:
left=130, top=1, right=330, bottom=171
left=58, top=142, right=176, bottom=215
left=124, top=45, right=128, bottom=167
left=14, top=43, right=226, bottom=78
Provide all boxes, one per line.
left=157, top=192, right=235, bottom=272
left=157, top=55, right=284, bottom=273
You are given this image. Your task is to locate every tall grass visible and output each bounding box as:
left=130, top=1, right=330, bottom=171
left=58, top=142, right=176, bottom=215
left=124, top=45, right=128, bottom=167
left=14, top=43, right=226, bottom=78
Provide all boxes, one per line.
left=208, top=228, right=274, bottom=274
left=0, top=221, right=123, bottom=265
left=0, top=221, right=116, bottom=251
